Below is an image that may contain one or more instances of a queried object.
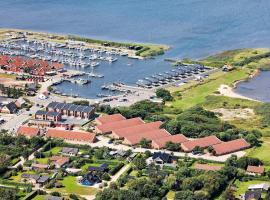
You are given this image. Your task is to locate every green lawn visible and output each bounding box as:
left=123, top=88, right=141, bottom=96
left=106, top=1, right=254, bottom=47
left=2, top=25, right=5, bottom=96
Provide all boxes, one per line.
left=35, top=157, right=49, bottom=164
left=247, top=137, right=270, bottom=165
left=81, top=160, right=118, bottom=172
left=166, top=191, right=175, bottom=200
left=43, top=147, right=62, bottom=156
left=129, top=170, right=138, bottom=177
left=9, top=171, right=36, bottom=182
left=169, top=69, right=251, bottom=109
left=48, top=176, right=98, bottom=196
left=32, top=195, right=45, bottom=200
left=234, top=179, right=270, bottom=197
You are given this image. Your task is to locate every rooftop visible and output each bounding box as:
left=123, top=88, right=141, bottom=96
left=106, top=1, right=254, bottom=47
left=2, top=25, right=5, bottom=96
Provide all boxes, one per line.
left=17, top=126, right=40, bottom=137
left=123, top=129, right=171, bottom=145
left=246, top=165, right=264, bottom=174
left=193, top=163, right=223, bottom=171
left=96, top=117, right=144, bottom=133
left=181, top=135, right=222, bottom=152
left=151, top=134, right=188, bottom=149
left=47, top=129, right=96, bottom=142
left=96, top=113, right=126, bottom=124
left=112, top=121, right=162, bottom=139
left=212, top=138, right=250, bottom=155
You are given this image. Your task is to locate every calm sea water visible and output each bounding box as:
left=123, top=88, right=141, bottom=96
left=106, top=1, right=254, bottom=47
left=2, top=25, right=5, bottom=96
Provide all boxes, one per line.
left=235, top=71, right=270, bottom=102
left=1, top=0, right=270, bottom=99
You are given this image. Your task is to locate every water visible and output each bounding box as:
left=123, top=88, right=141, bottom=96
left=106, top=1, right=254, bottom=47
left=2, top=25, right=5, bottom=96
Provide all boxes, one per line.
left=1, top=0, right=270, bottom=99
left=235, top=71, right=270, bottom=102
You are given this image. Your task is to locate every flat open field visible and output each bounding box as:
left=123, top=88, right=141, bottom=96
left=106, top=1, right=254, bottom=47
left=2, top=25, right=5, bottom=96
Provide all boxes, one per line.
left=169, top=69, right=251, bottom=109
left=0, top=28, right=169, bottom=58
left=247, top=137, right=270, bottom=165
left=234, top=179, right=270, bottom=197
left=49, top=176, right=98, bottom=196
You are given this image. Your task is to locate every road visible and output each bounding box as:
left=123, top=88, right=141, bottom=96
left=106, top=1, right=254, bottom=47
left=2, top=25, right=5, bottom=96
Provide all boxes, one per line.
left=65, top=135, right=246, bottom=163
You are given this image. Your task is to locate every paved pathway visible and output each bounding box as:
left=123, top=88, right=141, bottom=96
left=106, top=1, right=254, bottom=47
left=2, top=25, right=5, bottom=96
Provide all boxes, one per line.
left=65, top=135, right=246, bottom=163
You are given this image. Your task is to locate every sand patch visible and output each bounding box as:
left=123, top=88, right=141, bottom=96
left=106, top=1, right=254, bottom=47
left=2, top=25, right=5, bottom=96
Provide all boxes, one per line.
left=212, top=108, right=255, bottom=121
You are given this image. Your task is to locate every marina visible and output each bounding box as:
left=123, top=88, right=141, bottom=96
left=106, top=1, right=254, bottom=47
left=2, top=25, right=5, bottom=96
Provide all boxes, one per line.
left=0, top=35, right=214, bottom=99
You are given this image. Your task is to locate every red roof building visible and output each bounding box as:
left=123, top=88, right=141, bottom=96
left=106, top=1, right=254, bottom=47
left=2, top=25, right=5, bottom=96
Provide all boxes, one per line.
left=212, top=138, right=250, bottom=156
left=122, top=129, right=171, bottom=146
left=151, top=134, right=188, bottom=149
left=17, top=126, right=40, bottom=137
left=194, top=163, right=223, bottom=171
left=96, top=114, right=126, bottom=125
left=246, top=165, right=264, bottom=175
left=95, top=117, right=144, bottom=134
left=49, top=156, right=70, bottom=168
left=47, top=129, right=96, bottom=143
left=181, top=136, right=222, bottom=152
left=111, top=121, right=162, bottom=139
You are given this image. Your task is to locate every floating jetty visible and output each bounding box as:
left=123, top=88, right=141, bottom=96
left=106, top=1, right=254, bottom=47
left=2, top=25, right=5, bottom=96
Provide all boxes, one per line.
left=63, top=78, right=91, bottom=85
left=136, top=64, right=210, bottom=88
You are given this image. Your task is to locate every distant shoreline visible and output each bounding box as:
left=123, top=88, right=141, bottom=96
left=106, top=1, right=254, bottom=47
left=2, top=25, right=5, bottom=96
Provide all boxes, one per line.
left=0, top=28, right=169, bottom=58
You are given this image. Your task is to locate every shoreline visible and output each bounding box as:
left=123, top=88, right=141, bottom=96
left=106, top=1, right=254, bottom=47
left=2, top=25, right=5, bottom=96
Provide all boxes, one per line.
left=219, top=69, right=262, bottom=102
left=0, top=28, right=169, bottom=58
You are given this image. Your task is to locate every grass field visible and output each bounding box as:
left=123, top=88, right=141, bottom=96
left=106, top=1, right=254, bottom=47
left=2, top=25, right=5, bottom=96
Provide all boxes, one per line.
left=49, top=176, right=98, bottom=196
left=43, top=147, right=62, bottom=156
left=35, top=157, right=49, bottom=164
left=32, top=195, right=45, bottom=200
left=234, top=179, right=270, bottom=197
left=9, top=171, right=36, bottom=182
left=169, top=69, right=251, bottom=109
left=166, top=190, right=175, bottom=200
left=247, top=137, right=270, bottom=165
left=0, top=73, right=16, bottom=79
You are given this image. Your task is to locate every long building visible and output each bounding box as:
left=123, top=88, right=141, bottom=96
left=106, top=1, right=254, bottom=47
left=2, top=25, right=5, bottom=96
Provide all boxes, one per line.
left=95, top=117, right=145, bottom=134
left=46, top=102, right=95, bottom=119
left=122, top=129, right=171, bottom=146
left=181, top=136, right=222, bottom=152
left=47, top=129, right=96, bottom=143
left=151, top=134, right=188, bottom=149
left=95, top=114, right=126, bottom=125
left=212, top=138, right=250, bottom=156
left=111, top=121, right=162, bottom=139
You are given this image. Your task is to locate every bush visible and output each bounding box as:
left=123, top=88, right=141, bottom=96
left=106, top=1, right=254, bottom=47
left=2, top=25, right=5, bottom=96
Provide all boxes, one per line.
left=109, top=163, right=125, bottom=175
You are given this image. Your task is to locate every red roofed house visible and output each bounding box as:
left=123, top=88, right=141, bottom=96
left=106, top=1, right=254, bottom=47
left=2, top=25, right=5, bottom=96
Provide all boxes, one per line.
left=151, top=134, right=189, bottom=149
left=212, top=138, right=250, bottom=156
left=111, top=121, right=162, bottom=139
left=49, top=156, right=70, bottom=168
left=246, top=165, right=264, bottom=176
left=123, top=129, right=171, bottom=146
left=95, top=114, right=126, bottom=125
left=194, top=163, right=223, bottom=171
left=95, top=117, right=144, bottom=134
left=47, top=129, right=96, bottom=143
left=181, top=135, right=222, bottom=152
left=17, top=126, right=41, bottom=137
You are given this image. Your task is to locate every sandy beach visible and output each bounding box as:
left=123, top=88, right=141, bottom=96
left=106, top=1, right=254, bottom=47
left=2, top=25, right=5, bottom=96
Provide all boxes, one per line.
left=218, top=84, right=261, bottom=102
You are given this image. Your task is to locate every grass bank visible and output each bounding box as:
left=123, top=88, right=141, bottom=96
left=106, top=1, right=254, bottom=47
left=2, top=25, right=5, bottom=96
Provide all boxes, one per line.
left=0, top=28, right=169, bottom=58
left=68, top=35, right=169, bottom=57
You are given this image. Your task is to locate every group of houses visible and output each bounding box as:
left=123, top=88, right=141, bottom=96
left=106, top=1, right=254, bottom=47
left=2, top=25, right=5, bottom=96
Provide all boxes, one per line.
left=17, top=126, right=97, bottom=143
left=95, top=114, right=251, bottom=156
left=31, top=101, right=95, bottom=127
left=0, top=55, right=63, bottom=76
left=0, top=96, right=26, bottom=114
left=241, top=183, right=269, bottom=200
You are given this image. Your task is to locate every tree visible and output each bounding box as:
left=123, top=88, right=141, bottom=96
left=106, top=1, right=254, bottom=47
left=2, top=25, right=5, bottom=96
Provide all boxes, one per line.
left=165, top=141, right=180, bottom=151
left=175, top=190, right=194, bottom=200
left=139, top=138, right=151, bottom=148
left=245, top=133, right=260, bottom=147
left=156, top=88, right=173, bottom=101
left=0, top=188, right=17, bottom=200
left=133, top=155, right=146, bottom=170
